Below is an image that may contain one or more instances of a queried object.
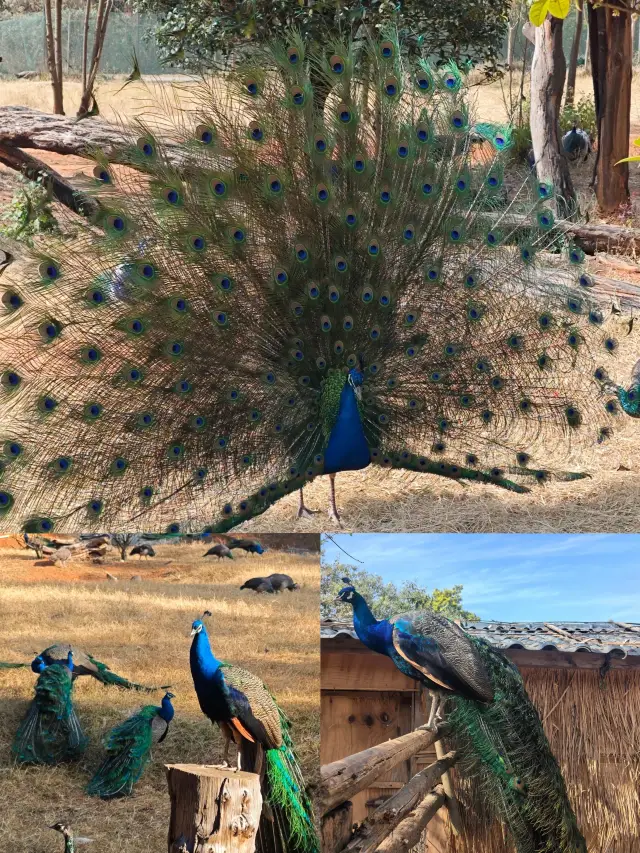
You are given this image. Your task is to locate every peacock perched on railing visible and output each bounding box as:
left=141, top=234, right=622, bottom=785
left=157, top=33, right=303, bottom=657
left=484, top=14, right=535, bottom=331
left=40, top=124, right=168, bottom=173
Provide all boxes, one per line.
left=189, top=613, right=318, bottom=853
left=86, top=691, right=175, bottom=798
left=12, top=651, right=88, bottom=765
left=0, top=30, right=638, bottom=532
left=336, top=579, right=586, bottom=853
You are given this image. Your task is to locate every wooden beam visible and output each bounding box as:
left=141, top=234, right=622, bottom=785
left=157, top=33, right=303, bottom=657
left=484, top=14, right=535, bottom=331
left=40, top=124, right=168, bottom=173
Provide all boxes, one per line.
left=322, top=801, right=354, bottom=853
left=374, top=786, right=446, bottom=853
left=343, top=752, right=456, bottom=853
left=320, top=724, right=447, bottom=816
left=322, top=649, right=417, bottom=692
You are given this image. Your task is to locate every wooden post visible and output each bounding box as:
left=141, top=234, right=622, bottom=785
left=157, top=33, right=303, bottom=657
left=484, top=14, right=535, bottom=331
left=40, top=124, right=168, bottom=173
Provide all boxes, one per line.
left=320, top=725, right=446, bottom=816
left=166, top=764, right=262, bottom=853
left=374, top=787, right=446, bottom=853
left=322, top=801, right=354, bottom=853
left=343, top=752, right=457, bottom=853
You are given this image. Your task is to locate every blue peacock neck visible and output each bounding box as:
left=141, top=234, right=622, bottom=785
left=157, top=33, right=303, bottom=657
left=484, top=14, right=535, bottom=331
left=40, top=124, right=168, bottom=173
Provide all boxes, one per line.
left=159, top=694, right=175, bottom=723
left=190, top=626, right=223, bottom=683
left=323, top=370, right=371, bottom=474
left=349, top=593, right=394, bottom=656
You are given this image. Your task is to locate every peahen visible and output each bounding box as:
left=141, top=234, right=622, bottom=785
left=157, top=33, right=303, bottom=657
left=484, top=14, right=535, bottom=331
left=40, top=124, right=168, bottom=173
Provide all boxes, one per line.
left=561, top=126, right=592, bottom=162
left=336, top=579, right=586, bottom=853
left=130, top=544, right=156, bottom=558
left=86, top=690, right=175, bottom=798
left=203, top=543, right=233, bottom=559
left=1, top=30, right=638, bottom=532
left=239, top=576, right=276, bottom=593
left=12, top=651, right=88, bottom=765
left=32, top=643, right=168, bottom=692
left=189, top=614, right=318, bottom=853
left=49, top=823, right=93, bottom=853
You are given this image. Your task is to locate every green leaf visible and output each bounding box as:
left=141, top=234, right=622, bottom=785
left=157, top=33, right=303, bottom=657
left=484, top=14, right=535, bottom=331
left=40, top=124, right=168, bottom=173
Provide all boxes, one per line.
left=529, top=0, right=570, bottom=25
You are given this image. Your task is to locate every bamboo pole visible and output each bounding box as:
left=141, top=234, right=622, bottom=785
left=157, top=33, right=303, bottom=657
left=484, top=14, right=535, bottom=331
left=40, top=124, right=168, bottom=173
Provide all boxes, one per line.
left=320, top=724, right=447, bottom=816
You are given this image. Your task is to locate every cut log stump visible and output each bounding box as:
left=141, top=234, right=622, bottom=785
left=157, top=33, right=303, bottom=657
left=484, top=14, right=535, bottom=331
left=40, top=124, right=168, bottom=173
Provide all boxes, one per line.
left=166, top=764, right=262, bottom=853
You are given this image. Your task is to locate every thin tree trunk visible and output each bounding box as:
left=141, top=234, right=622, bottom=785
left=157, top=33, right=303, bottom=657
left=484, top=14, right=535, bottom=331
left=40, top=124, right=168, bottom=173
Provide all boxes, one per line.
left=77, top=0, right=113, bottom=117
left=566, top=2, right=584, bottom=106
left=53, top=0, right=63, bottom=112
left=507, top=23, right=517, bottom=68
left=589, top=2, right=631, bottom=212
left=82, top=0, right=92, bottom=91
left=530, top=14, right=575, bottom=215
left=633, top=16, right=638, bottom=65
left=584, top=23, right=591, bottom=72
left=43, top=0, right=63, bottom=114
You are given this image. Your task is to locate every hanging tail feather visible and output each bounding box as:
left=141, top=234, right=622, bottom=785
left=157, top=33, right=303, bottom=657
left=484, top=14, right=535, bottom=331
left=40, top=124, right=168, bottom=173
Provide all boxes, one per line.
left=0, top=661, right=28, bottom=668
left=86, top=653, right=169, bottom=692
left=447, top=639, right=585, bottom=853
left=86, top=705, right=157, bottom=798
left=12, top=663, right=87, bottom=764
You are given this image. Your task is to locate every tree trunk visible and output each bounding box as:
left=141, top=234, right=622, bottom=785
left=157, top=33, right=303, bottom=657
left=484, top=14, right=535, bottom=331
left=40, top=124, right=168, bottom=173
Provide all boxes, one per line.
left=77, top=0, right=113, bottom=118
left=633, top=16, right=638, bottom=65
left=589, top=2, right=631, bottom=212
left=53, top=0, right=63, bottom=111
left=566, top=2, right=584, bottom=107
left=530, top=15, right=575, bottom=215
left=166, top=764, right=262, bottom=853
left=43, top=0, right=63, bottom=114
left=82, top=0, right=92, bottom=91
left=507, top=23, right=517, bottom=68
left=584, top=23, right=591, bottom=71
left=322, top=802, right=353, bottom=853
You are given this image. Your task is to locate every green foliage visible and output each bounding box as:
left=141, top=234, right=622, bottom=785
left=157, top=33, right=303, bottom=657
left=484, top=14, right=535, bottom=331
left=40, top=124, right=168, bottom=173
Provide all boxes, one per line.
left=560, top=94, right=597, bottom=139
left=0, top=175, right=59, bottom=246
left=132, top=0, right=510, bottom=76
left=321, top=559, right=480, bottom=621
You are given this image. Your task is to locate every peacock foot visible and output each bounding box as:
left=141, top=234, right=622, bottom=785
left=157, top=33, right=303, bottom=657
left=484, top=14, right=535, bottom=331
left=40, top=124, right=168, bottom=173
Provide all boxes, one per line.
left=328, top=506, right=343, bottom=527
left=297, top=505, right=319, bottom=519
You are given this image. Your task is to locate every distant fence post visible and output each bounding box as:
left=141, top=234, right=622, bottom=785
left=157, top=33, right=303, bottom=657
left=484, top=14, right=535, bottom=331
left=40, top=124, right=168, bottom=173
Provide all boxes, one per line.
left=166, top=764, right=262, bottom=853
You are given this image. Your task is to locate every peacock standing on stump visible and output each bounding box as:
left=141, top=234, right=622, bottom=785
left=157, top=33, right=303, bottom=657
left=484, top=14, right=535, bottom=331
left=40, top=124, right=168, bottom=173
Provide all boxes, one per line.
left=1, top=31, right=639, bottom=533
left=31, top=643, right=168, bottom=692
left=336, top=580, right=586, bottom=853
left=189, top=614, right=318, bottom=853
left=12, top=651, right=88, bottom=765
left=86, top=691, right=175, bottom=798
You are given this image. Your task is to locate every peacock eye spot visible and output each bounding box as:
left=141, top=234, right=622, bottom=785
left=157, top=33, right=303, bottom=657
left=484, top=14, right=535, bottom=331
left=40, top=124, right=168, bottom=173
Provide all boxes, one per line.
left=112, top=217, right=124, bottom=231
left=142, top=265, right=154, bottom=278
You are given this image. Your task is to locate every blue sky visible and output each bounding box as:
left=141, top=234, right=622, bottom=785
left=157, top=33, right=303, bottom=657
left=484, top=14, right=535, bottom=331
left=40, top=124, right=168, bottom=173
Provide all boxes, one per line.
left=321, top=534, right=640, bottom=622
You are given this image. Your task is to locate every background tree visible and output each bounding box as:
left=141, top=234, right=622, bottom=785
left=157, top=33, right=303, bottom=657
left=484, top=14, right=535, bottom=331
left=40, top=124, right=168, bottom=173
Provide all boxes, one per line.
left=133, top=0, right=510, bottom=79
left=321, top=561, right=480, bottom=622
left=110, top=533, right=139, bottom=561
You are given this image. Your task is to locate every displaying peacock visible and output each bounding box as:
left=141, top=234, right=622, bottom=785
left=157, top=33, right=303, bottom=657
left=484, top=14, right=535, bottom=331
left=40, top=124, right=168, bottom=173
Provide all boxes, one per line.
left=86, top=691, right=175, bottom=798
left=189, top=614, right=318, bottom=853
left=31, top=643, right=169, bottom=692
left=336, top=579, right=586, bottom=853
left=1, top=30, right=638, bottom=532
left=12, top=651, right=88, bottom=765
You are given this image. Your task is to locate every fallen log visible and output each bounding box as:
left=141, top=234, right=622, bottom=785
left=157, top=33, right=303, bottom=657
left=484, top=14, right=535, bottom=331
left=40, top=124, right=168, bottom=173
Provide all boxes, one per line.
left=0, top=105, right=128, bottom=157
left=320, top=724, right=447, bottom=816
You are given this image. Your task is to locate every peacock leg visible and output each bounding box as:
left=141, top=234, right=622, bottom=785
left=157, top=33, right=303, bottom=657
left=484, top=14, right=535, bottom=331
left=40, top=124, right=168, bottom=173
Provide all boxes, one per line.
left=426, top=691, right=442, bottom=732
left=296, top=487, right=318, bottom=519
left=328, top=474, right=342, bottom=526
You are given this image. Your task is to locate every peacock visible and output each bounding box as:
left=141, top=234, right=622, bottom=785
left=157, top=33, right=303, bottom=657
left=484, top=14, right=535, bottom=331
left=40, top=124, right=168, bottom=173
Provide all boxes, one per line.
left=86, top=690, right=175, bottom=798
left=336, top=579, right=586, bottom=853
left=229, top=538, right=266, bottom=555
left=28, top=643, right=169, bottom=692
left=49, top=823, right=93, bottom=853
left=1, top=30, right=639, bottom=533
left=203, top=543, right=233, bottom=559
left=12, top=651, right=88, bottom=765
left=189, top=613, right=318, bottom=853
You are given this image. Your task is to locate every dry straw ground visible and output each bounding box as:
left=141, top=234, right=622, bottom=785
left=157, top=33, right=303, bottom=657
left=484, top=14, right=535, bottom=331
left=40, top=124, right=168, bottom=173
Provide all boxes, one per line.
left=3, top=71, right=640, bottom=533
left=0, top=543, right=320, bottom=853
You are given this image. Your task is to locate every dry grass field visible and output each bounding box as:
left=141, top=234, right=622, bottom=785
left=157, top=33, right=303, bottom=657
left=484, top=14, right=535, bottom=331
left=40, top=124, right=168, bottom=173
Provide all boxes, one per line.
left=0, top=543, right=320, bottom=853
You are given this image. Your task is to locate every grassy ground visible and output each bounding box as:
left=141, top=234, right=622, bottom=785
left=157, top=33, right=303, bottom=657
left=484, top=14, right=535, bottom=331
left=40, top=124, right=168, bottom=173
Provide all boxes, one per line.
left=0, top=544, right=320, bottom=853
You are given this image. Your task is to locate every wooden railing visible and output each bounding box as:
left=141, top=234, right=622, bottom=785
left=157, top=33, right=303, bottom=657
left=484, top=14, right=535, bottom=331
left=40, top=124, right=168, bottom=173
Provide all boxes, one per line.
left=320, top=724, right=459, bottom=853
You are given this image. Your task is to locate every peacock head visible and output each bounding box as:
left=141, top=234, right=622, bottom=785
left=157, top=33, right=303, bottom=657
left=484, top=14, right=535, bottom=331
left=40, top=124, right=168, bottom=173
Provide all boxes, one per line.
left=49, top=823, right=71, bottom=839
left=336, top=576, right=357, bottom=604
left=190, top=610, right=212, bottom=636
left=163, top=691, right=176, bottom=702
left=31, top=654, right=46, bottom=673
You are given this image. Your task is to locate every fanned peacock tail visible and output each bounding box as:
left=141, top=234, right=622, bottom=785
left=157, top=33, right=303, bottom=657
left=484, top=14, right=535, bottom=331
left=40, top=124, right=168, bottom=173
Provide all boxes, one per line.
left=86, top=704, right=159, bottom=798
left=446, top=638, right=586, bottom=853
left=12, top=663, right=88, bottom=765
left=0, top=29, right=632, bottom=532
left=220, top=663, right=318, bottom=853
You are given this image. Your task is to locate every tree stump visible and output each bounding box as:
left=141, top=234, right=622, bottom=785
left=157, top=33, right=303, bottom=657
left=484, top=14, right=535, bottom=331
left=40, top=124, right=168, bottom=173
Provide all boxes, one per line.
left=166, top=764, right=262, bottom=853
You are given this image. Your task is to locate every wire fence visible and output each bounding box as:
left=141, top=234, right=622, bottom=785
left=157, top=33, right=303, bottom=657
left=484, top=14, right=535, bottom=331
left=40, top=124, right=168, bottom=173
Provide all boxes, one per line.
left=0, top=11, right=165, bottom=75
